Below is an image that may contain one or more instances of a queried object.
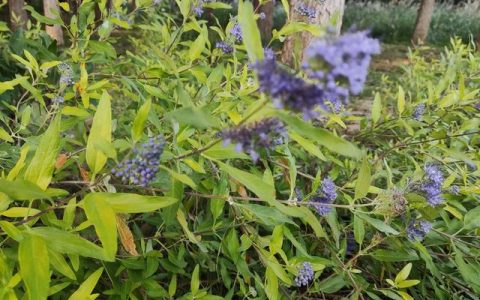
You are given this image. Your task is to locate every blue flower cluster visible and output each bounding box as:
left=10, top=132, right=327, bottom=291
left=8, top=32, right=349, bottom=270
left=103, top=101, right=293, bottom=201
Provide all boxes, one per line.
left=230, top=23, right=242, bottom=43
left=421, top=164, right=444, bottom=206
left=254, top=31, right=380, bottom=119
left=407, top=220, right=432, bottom=241
left=304, top=31, right=381, bottom=105
left=220, top=118, right=286, bottom=162
left=112, top=136, right=165, bottom=187
left=216, top=41, right=233, bottom=54
left=413, top=103, right=426, bottom=121
left=52, top=96, right=65, bottom=105
left=295, top=262, right=314, bottom=287
left=193, top=0, right=204, bottom=16
left=310, top=177, right=337, bottom=216
left=58, top=63, right=74, bottom=86
left=295, top=3, right=316, bottom=19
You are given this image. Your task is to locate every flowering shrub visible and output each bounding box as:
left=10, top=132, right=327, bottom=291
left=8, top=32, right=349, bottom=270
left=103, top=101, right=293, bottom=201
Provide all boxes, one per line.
left=0, top=1, right=479, bottom=299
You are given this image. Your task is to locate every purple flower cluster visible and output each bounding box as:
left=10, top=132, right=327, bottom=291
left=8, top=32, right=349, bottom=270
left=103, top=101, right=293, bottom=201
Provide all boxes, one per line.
left=112, top=136, right=165, bottom=187
left=253, top=58, right=327, bottom=119
left=254, top=31, right=380, bottom=119
left=216, top=41, right=233, bottom=54
left=421, top=164, right=444, bottom=206
left=295, top=262, right=314, bottom=287
left=193, top=0, right=204, bottom=16
left=220, top=118, right=286, bottom=161
left=52, top=95, right=65, bottom=105
left=407, top=220, right=432, bottom=241
left=310, top=177, right=337, bottom=216
left=230, top=23, right=242, bottom=43
left=58, top=63, right=74, bottom=86
left=259, top=12, right=266, bottom=20
left=295, top=3, right=316, bottom=19
left=413, top=103, right=426, bottom=121
left=304, top=31, right=381, bottom=105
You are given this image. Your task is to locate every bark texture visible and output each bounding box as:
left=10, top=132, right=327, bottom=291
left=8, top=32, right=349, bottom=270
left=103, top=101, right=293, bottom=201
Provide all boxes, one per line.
left=412, top=0, right=435, bottom=45
left=44, top=0, right=65, bottom=45
left=281, top=0, right=345, bottom=67
left=254, top=0, right=275, bottom=42
left=8, top=0, right=29, bottom=31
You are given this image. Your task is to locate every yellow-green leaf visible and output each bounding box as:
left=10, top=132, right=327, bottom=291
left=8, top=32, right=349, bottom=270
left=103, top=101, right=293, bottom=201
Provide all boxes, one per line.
left=68, top=267, right=103, bottom=300
left=397, top=280, right=420, bottom=288
left=132, top=99, right=151, bottom=142
left=84, top=194, right=117, bottom=261
left=86, top=91, right=112, bottom=175
left=82, top=192, right=178, bottom=213
left=189, top=34, right=205, bottom=62
left=238, top=0, right=264, bottom=62
left=395, top=263, right=412, bottom=284
left=0, top=127, right=13, bottom=143
left=160, top=166, right=197, bottom=189
left=397, top=85, right=405, bottom=115
left=371, top=92, right=381, bottom=124
left=48, top=249, right=76, bottom=280
left=354, top=157, right=371, bottom=200
left=24, top=115, right=61, bottom=190
left=7, top=145, right=29, bottom=180
left=19, top=233, right=50, bottom=300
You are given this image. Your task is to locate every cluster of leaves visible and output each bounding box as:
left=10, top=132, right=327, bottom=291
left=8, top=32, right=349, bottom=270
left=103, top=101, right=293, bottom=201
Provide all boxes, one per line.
left=0, top=0, right=479, bottom=299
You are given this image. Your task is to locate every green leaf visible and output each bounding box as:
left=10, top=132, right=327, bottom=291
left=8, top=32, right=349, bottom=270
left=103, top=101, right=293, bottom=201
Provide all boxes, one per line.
left=177, top=209, right=207, bottom=252
left=464, top=206, right=480, bottom=230
left=68, top=267, right=103, bottom=300
left=24, top=115, right=61, bottom=190
left=86, top=91, right=112, bottom=174
left=265, top=266, right=279, bottom=300
left=395, top=263, right=412, bottom=284
left=25, top=5, right=62, bottom=25
left=289, top=131, right=326, bottom=161
left=276, top=111, right=361, bottom=159
left=0, top=221, right=23, bottom=241
left=353, top=214, right=365, bottom=246
left=217, top=161, right=275, bottom=201
left=19, top=233, right=50, bottom=300
left=0, top=127, right=13, bottom=142
left=202, top=144, right=249, bottom=160
left=357, top=213, right=399, bottom=235
left=0, top=179, right=51, bottom=200
left=238, top=203, right=296, bottom=227
left=30, top=227, right=110, bottom=261
left=7, top=145, right=30, bottom=180
left=371, top=92, right=382, bottom=124
left=259, top=249, right=292, bottom=285
left=397, top=85, right=405, bottom=116
left=48, top=249, right=76, bottom=280
left=132, top=99, right=151, bottom=142
left=354, top=157, right=371, bottom=200
left=84, top=194, right=117, bottom=261
left=144, top=84, right=168, bottom=100
left=318, top=275, right=346, bottom=293
left=83, top=193, right=178, bottom=213
left=269, top=225, right=283, bottom=255
left=189, top=34, right=205, bottom=62
left=191, top=264, right=200, bottom=295
left=165, top=106, right=220, bottom=129
left=397, top=280, right=420, bottom=288
left=370, top=249, right=419, bottom=262
left=238, top=0, right=264, bottom=62
left=160, top=166, right=197, bottom=189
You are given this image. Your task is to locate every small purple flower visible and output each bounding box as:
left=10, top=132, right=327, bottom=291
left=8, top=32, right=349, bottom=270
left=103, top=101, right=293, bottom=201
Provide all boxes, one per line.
left=295, top=3, right=316, bottom=19
left=321, top=177, right=337, bottom=202
left=310, top=177, right=337, bottom=216
left=422, top=164, right=444, bottom=206
left=112, top=136, right=165, bottom=187
left=304, top=30, right=381, bottom=103
left=216, top=41, right=233, bottom=54
left=230, top=23, right=242, bottom=43
left=259, top=12, right=266, bottom=20
left=58, top=63, right=74, bottom=86
left=413, top=103, right=426, bottom=121
left=52, top=96, right=64, bottom=104
left=193, top=0, right=204, bottom=16
left=220, top=118, right=286, bottom=162
left=263, top=48, right=275, bottom=61
left=449, top=185, right=460, bottom=195
left=407, top=220, right=432, bottom=241
left=295, top=262, right=314, bottom=287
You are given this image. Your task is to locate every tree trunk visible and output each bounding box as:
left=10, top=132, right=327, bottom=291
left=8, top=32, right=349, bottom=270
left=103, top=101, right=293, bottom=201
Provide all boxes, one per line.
left=8, top=0, right=28, bottom=31
left=281, top=0, right=345, bottom=67
left=412, top=0, right=435, bottom=45
left=43, top=0, right=65, bottom=45
left=254, top=0, right=275, bottom=42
